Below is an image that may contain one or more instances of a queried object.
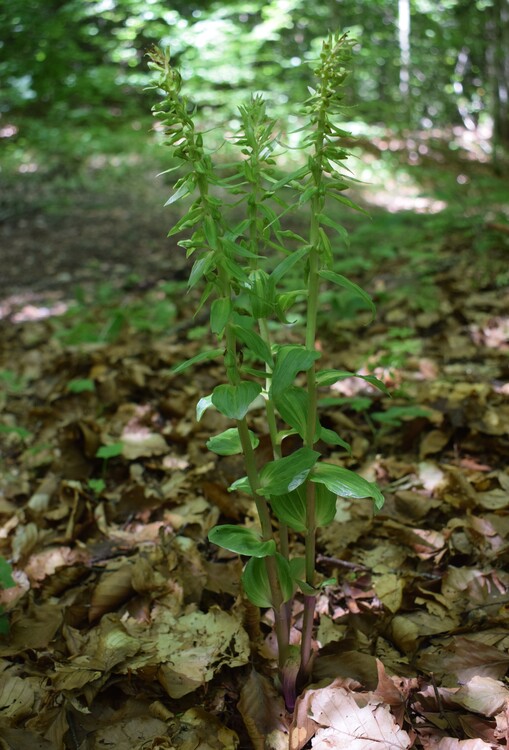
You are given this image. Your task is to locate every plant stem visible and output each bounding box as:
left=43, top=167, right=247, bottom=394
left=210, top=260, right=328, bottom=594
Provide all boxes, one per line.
left=299, top=108, right=327, bottom=681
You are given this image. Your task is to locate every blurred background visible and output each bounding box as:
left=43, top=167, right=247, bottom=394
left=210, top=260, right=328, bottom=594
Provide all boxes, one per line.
left=1, top=0, right=508, bottom=319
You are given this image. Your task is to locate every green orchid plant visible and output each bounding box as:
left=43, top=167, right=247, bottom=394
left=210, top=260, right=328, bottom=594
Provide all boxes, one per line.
left=148, top=33, right=385, bottom=710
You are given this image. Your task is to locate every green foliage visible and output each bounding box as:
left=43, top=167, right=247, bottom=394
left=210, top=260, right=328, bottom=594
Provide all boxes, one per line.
left=148, top=33, right=384, bottom=709
left=67, top=378, right=96, bottom=394
left=96, top=443, right=123, bottom=460
left=0, top=557, right=15, bottom=636
left=3, top=0, right=506, bottom=163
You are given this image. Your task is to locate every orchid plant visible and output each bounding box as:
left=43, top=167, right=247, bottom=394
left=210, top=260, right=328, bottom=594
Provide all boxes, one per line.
left=148, top=33, right=385, bottom=710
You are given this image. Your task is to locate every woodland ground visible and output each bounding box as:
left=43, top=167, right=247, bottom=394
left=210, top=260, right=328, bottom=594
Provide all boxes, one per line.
left=1, top=133, right=509, bottom=750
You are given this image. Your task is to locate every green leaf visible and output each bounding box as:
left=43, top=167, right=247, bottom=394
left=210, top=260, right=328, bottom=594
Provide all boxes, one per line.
left=67, top=378, right=95, bottom=394
left=315, top=483, right=338, bottom=527
left=196, top=394, right=214, bottom=421
left=229, top=475, right=251, bottom=493
left=318, top=270, right=376, bottom=320
left=318, top=227, right=333, bottom=265
left=172, top=348, right=223, bottom=375
left=210, top=297, right=231, bottom=336
left=271, top=346, right=320, bottom=398
left=319, top=426, right=351, bottom=452
left=271, top=246, right=308, bottom=285
left=188, top=252, right=215, bottom=289
left=164, top=180, right=194, bottom=206
left=270, top=485, right=307, bottom=532
left=274, top=386, right=312, bottom=440
left=270, top=482, right=337, bottom=531
left=208, top=525, right=276, bottom=558
left=96, top=443, right=124, bottom=460
left=242, top=553, right=294, bottom=608
left=316, top=369, right=391, bottom=396
left=328, top=191, right=368, bottom=214
left=167, top=207, right=202, bottom=237
left=211, top=382, right=262, bottom=421
left=311, top=462, right=384, bottom=510
left=258, top=447, right=320, bottom=497
left=316, top=213, right=349, bottom=243
left=0, top=557, right=15, bottom=590
left=233, top=324, right=272, bottom=365
left=207, top=427, right=259, bottom=456
left=87, top=478, right=106, bottom=495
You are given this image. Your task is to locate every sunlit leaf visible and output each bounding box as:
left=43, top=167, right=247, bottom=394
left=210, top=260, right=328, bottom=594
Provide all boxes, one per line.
left=96, top=443, right=124, bottom=460
left=207, top=427, right=259, bottom=456
left=208, top=525, right=276, bottom=557
left=258, top=447, right=320, bottom=497
left=196, top=393, right=214, bottom=421
left=311, top=462, right=384, bottom=510
left=212, top=382, right=262, bottom=420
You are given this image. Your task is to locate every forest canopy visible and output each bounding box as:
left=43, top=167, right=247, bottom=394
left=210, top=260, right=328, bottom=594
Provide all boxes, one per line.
left=1, top=0, right=508, bottom=154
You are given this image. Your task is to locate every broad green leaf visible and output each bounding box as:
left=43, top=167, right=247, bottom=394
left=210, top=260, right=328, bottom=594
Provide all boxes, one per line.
left=96, top=443, right=124, bottom=460
left=210, top=297, right=231, bottom=336
left=196, top=394, right=214, bottom=421
left=315, top=483, right=338, bottom=527
left=311, top=462, right=384, bottom=510
left=242, top=553, right=294, bottom=608
left=274, top=386, right=308, bottom=438
left=212, top=382, right=262, bottom=420
left=318, top=270, right=376, bottom=320
left=271, top=346, right=320, bottom=398
left=258, top=447, right=320, bottom=497
left=172, top=347, right=223, bottom=375
left=233, top=324, right=272, bottom=365
left=208, top=525, right=276, bottom=558
left=270, top=482, right=336, bottom=531
left=316, top=369, right=391, bottom=396
left=207, top=427, right=259, bottom=456
left=270, top=485, right=307, bottom=531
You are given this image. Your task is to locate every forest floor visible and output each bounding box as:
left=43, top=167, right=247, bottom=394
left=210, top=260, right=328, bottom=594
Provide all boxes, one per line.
left=1, top=134, right=509, bottom=750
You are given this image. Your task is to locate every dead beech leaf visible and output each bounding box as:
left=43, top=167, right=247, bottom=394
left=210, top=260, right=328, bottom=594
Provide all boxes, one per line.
left=89, top=563, right=134, bottom=622
left=121, top=430, right=168, bottom=459
left=0, top=673, right=36, bottom=720
left=433, top=739, right=494, bottom=750
left=294, top=680, right=411, bottom=750
left=8, top=601, right=63, bottom=650
left=452, top=676, right=509, bottom=717
left=238, top=669, right=287, bottom=750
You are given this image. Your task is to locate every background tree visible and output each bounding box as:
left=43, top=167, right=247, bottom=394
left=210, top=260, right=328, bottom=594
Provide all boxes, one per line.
left=1, top=0, right=507, bottom=157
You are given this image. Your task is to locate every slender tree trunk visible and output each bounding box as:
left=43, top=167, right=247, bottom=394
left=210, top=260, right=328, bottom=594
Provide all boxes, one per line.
left=486, top=0, right=509, bottom=164
left=398, top=0, right=411, bottom=100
